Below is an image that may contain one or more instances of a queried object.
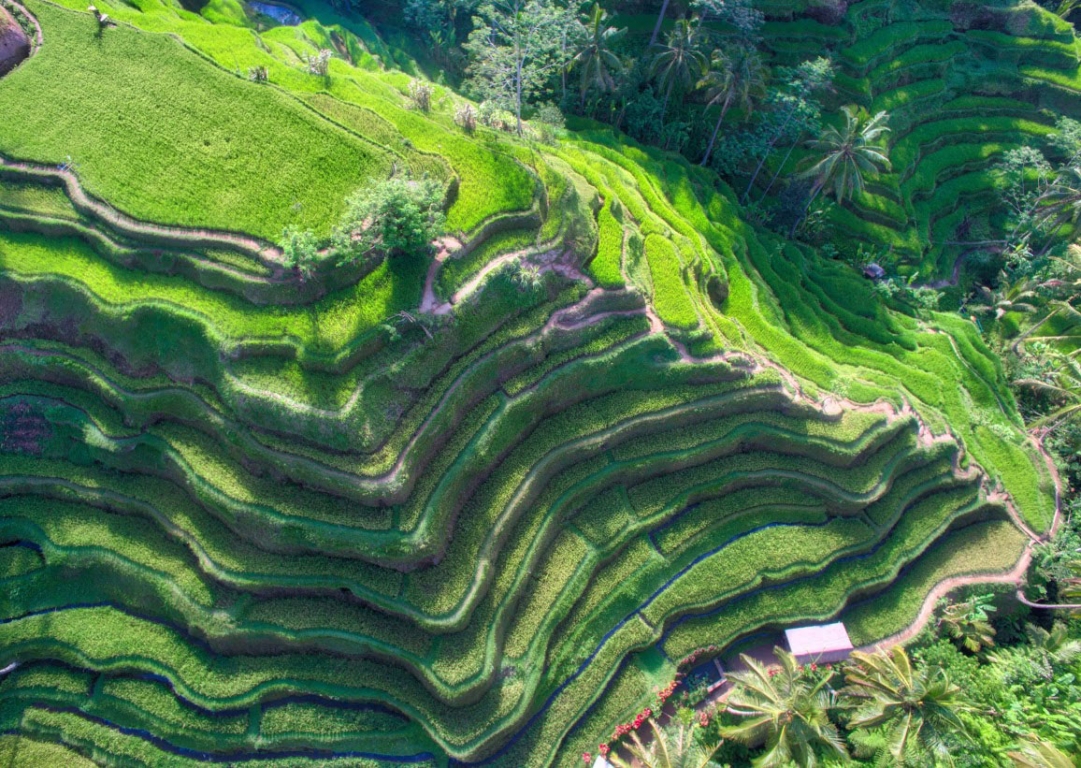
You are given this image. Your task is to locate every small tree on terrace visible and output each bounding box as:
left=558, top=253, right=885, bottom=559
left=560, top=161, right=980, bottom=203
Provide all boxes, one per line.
left=280, top=225, right=319, bottom=281
left=464, top=0, right=573, bottom=135
left=333, top=177, right=446, bottom=263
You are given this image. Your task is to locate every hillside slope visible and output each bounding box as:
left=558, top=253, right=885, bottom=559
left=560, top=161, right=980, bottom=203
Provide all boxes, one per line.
left=0, top=0, right=1058, bottom=764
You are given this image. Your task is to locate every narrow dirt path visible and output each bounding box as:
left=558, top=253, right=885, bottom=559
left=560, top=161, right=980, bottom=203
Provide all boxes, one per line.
left=859, top=548, right=1034, bottom=652
left=0, top=156, right=283, bottom=264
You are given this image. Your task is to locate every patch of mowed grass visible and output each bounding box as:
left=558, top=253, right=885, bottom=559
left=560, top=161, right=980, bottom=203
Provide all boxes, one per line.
left=0, top=0, right=390, bottom=239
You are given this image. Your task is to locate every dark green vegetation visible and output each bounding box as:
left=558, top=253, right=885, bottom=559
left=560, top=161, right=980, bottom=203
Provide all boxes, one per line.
left=0, top=0, right=1072, bottom=764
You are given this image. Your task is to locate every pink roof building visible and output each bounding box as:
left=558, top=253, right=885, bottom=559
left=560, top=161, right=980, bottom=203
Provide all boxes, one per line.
left=784, top=622, right=854, bottom=665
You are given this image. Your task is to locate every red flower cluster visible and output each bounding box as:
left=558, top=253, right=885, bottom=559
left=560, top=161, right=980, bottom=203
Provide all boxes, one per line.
left=677, top=644, right=720, bottom=670
left=582, top=752, right=592, bottom=764
left=655, top=677, right=680, bottom=706
left=599, top=743, right=610, bottom=756
left=631, top=707, right=653, bottom=730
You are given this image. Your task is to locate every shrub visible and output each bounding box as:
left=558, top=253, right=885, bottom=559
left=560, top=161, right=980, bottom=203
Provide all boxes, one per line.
left=409, top=80, right=433, bottom=112
left=455, top=102, right=477, bottom=133
left=280, top=225, right=319, bottom=280
left=333, top=177, right=446, bottom=263
left=305, top=49, right=332, bottom=76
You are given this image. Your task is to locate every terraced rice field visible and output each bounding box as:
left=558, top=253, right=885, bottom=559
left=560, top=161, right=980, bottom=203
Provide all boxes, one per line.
left=0, top=0, right=1059, bottom=764
left=756, top=0, right=1081, bottom=279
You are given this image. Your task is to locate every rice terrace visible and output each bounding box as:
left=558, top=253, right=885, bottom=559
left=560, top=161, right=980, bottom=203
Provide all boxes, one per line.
left=0, top=0, right=1080, bottom=763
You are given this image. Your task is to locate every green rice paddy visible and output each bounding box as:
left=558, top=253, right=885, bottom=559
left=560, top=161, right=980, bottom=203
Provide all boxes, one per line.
left=0, top=0, right=1064, bottom=764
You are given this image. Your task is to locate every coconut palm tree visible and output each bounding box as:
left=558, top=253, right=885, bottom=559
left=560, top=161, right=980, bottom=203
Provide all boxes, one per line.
left=1007, top=738, right=1076, bottom=768
left=803, top=105, right=891, bottom=203
left=697, top=43, right=766, bottom=167
left=972, top=273, right=1041, bottom=317
left=650, top=19, right=706, bottom=121
left=792, top=105, right=890, bottom=236
left=937, top=595, right=997, bottom=654
left=608, top=712, right=723, bottom=768
left=650, top=0, right=672, bottom=46
left=572, top=4, right=625, bottom=112
left=1015, top=353, right=1081, bottom=436
left=842, top=646, right=971, bottom=766
left=720, top=647, right=847, bottom=767
left=1037, top=164, right=1081, bottom=228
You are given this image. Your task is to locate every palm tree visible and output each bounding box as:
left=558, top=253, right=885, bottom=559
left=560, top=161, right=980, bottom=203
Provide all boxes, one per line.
left=1007, top=738, right=1076, bottom=768
left=1014, top=352, right=1081, bottom=437
left=572, top=5, right=625, bottom=112
left=1037, top=164, right=1081, bottom=228
left=650, top=0, right=672, bottom=46
left=937, top=595, right=997, bottom=654
left=969, top=274, right=1041, bottom=322
left=792, top=106, right=890, bottom=236
left=803, top=105, right=891, bottom=203
left=697, top=44, right=766, bottom=167
left=842, top=646, right=970, bottom=766
left=720, top=647, right=847, bottom=767
left=650, top=19, right=706, bottom=121
left=608, top=712, right=723, bottom=768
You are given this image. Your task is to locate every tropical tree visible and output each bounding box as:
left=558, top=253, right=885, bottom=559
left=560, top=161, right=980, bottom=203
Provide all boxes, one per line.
left=691, top=0, right=763, bottom=39
left=650, top=0, right=673, bottom=46
left=802, top=105, right=890, bottom=203
left=464, top=0, right=573, bottom=135
left=608, top=709, right=723, bottom=768
left=650, top=19, right=706, bottom=120
left=1037, top=163, right=1081, bottom=229
left=969, top=274, right=1042, bottom=323
left=333, top=177, right=446, bottom=263
left=1007, top=738, right=1077, bottom=768
left=1015, top=352, right=1081, bottom=436
left=697, top=43, right=766, bottom=167
left=280, top=225, right=319, bottom=281
left=793, top=105, right=890, bottom=235
left=571, top=4, right=625, bottom=112
left=937, top=595, right=997, bottom=654
left=843, top=646, right=971, bottom=766
left=742, top=57, right=833, bottom=201
left=720, top=647, right=847, bottom=767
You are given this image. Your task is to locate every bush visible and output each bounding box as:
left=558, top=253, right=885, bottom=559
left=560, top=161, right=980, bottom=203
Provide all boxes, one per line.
left=333, top=177, right=446, bottom=263
left=409, top=80, right=433, bottom=112
left=280, top=225, right=319, bottom=279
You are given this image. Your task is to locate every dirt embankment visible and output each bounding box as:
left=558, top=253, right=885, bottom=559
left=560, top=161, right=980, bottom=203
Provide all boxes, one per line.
left=0, top=6, right=30, bottom=77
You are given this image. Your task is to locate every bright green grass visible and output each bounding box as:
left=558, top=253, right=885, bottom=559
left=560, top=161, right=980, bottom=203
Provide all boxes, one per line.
left=38, top=0, right=536, bottom=236
left=0, top=230, right=425, bottom=352
left=588, top=199, right=625, bottom=288
left=644, top=233, right=698, bottom=330
left=0, top=0, right=391, bottom=239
